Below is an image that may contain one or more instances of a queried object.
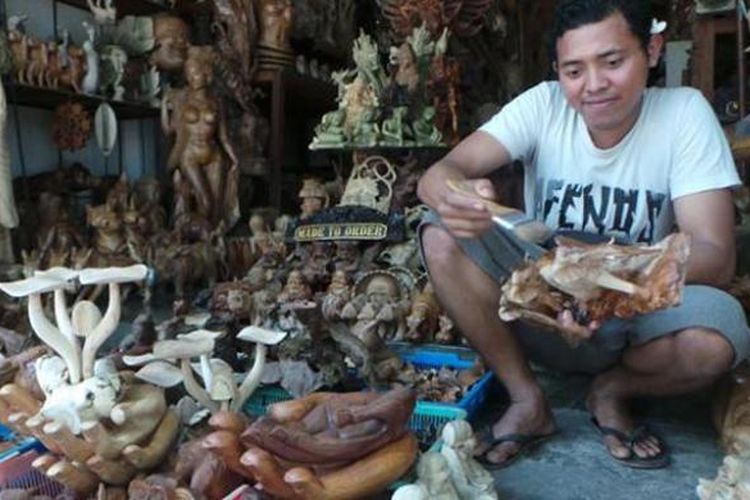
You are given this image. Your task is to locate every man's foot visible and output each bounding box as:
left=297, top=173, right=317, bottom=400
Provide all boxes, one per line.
left=586, top=391, right=669, bottom=468
left=474, top=397, right=557, bottom=468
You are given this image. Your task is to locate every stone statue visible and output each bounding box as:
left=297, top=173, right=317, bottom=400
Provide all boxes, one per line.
left=413, top=106, right=443, bottom=145
left=256, top=0, right=294, bottom=51
left=100, top=45, right=128, bottom=100
left=392, top=452, right=460, bottom=500
left=162, top=45, right=240, bottom=229
left=440, top=420, right=498, bottom=500
left=150, top=15, right=190, bottom=72
left=351, top=107, right=380, bottom=148
left=311, top=108, right=347, bottom=149
left=380, top=106, right=411, bottom=146
left=81, top=22, right=99, bottom=95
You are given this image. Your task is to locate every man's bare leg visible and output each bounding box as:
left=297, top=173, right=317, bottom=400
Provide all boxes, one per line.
left=422, top=225, right=556, bottom=464
left=587, top=328, right=734, bottom=459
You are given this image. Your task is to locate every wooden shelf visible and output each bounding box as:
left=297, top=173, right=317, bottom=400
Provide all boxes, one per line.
left=254, top=68, right=337, bottom=113
left=251, top=67, right=337, bottom=208
left=5, top=83, right=159, bottom=120
left=56, top=0, right=169, bottom=17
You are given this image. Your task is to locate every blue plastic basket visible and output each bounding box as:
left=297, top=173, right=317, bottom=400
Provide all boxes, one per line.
left=388, top=342, right=498, bottom=419
left=244, top=385, right=293, bottom=417
left=0, top=451, right=65, bottom=495
left=0, top=424, right=44, bottom=464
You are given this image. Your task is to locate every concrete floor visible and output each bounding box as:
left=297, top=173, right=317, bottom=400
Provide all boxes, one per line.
left=483, top=367, right=723, bottom=499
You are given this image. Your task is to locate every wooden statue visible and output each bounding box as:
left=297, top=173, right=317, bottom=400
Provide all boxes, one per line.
left=298, top=178, right=329, bottom=219
left=150, top=15, right=190, bottom=72
left=256, top=0, right=294, bottom=51
left=345, top=270, right=410, bottom=343
left=7, top=15, right=31, bottom=85
left=277, top=270, right=313, bottom=304
left=405, top=282, right=440, bottom=343
left=162, top=46, right=240, bottom=230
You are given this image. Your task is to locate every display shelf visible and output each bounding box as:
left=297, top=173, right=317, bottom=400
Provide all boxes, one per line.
left=254, top=68, right=337, bottom=112
left=252, top=67, right=337, bottom=208
left=56, top=0, right=169, bottom=17
left=5, top=83, right=159, bottom=120
left=309, top=145, right=452, bottom=153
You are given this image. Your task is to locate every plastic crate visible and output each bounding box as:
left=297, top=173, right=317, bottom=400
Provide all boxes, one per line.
left=0, top=451, right=65, bottom=495
left=244, top=384, right=293, bottom=417
left=0, top=424, right=44, bottom=464
left=409, top=401, right=466, bottom=450
left=388, top=342, right=497, bottom=419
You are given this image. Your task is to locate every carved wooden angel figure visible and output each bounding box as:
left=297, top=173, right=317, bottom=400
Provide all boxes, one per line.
left=162, top=45, right=240, bottom=230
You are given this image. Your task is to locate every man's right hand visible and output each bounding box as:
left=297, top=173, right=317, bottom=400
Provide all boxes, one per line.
left=416, top=130, right=513, bottom=239
left=435, top=177, right=498, bottom=239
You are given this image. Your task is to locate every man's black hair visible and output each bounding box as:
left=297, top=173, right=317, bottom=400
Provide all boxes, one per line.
left=547, top=0, right=653, bottom=63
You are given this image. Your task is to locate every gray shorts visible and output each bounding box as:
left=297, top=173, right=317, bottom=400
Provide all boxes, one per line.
left=419, top=210, right=750, bottom=374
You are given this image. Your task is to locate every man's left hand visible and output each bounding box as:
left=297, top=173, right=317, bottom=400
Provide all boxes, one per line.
left=556, top=310, right=601, bottom=343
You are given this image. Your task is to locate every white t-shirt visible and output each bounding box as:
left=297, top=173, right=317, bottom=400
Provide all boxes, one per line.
left=479, top=82, right=741, bottom=244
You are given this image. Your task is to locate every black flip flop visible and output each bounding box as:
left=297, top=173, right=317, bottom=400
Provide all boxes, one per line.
left=591, top=417, right=670, bottom=469
left=474, top=428, right=557, bottom=470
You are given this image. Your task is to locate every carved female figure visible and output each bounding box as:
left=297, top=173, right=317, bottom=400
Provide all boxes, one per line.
left=162, top=46, right=239, bottom=228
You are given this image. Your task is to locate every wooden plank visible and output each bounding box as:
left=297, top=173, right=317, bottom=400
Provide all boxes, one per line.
left=56, top=0, right=168, bottom=17
left=4, top=83, right=159, bottom=120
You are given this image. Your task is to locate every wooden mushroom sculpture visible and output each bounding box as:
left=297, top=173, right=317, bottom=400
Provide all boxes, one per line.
left=126, top=329, right=223, bottom=414
left=0, top=269, right=82, bottom=384
left=0, top=265, right=180, bottom=494
left=233, top=325, right=287, bottom=412
left=127, top=326, right=287, bottom=414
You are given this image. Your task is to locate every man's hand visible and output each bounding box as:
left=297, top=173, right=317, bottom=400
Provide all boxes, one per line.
left=555, top=310, right=601, bottom=344
left=436, top=178, right=497, bottom=239
left=416, top=130, right=513, bottom=239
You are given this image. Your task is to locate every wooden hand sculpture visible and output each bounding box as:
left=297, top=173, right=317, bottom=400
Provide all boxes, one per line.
left=202, top=388, right=418, bottom=499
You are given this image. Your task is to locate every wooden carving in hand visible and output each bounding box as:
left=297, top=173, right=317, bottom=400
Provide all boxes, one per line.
left=500, top=233, right=691, bottom=335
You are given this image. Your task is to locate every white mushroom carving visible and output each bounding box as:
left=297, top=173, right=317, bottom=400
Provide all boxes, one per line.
left=0, top=265, right=148, bottom=431
left=233, top=325, right=287, bottom=412
left=126, top=325, right=287, bottom=414
left=128, top=329, right=222, bottom=414
left=0, top=269, right=82, bottom=383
